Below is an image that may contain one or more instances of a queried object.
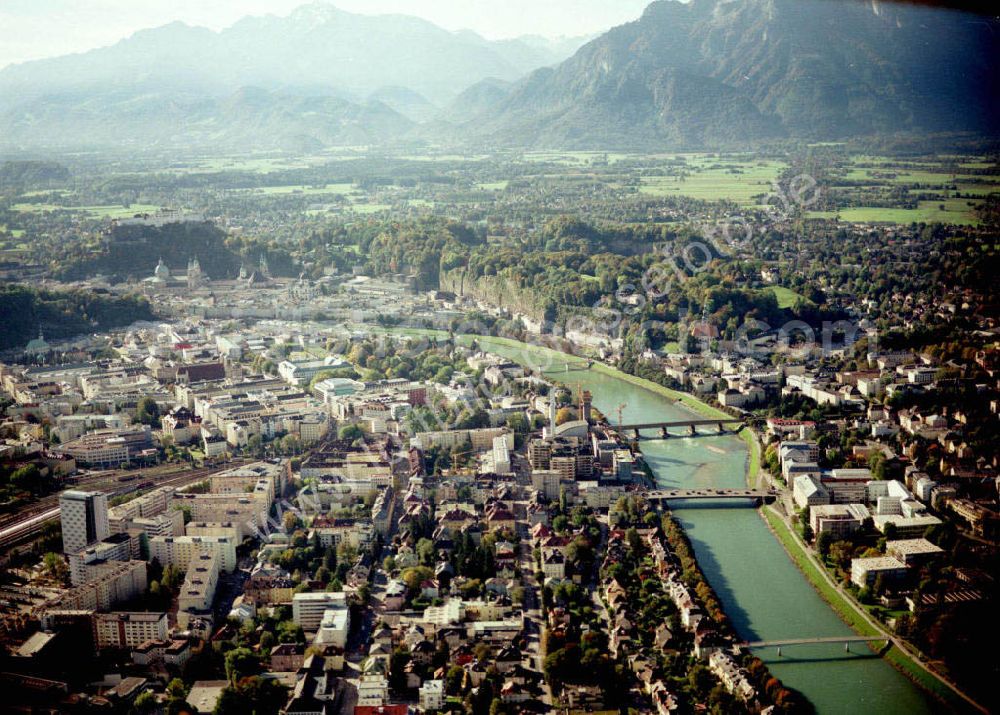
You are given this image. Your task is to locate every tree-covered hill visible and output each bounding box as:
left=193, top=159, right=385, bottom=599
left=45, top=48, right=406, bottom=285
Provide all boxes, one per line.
left=56, top=221, right=243, bottom=282
left=0, top=285, right=155, bottom=351
left=0, top=161, right=70, bottom=189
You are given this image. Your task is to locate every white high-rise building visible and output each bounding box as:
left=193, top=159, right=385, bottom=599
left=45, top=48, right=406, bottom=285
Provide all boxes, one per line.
left=292, top=591, right=349, bottom=630
left=148, top=535, right=238, bottom=573
left=60, top=490, right=109, bottom=554
left=492, top=435, right=511, bottom=474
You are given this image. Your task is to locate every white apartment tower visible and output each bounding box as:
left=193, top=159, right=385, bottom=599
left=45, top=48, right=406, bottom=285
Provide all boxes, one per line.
left=60, top=490, right=109, bottom=554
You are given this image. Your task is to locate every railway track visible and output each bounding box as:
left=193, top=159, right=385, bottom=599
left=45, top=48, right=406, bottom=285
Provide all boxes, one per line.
left=0, top=459, right=251, bottom=551
left=0, top=463, right=217, bottom=531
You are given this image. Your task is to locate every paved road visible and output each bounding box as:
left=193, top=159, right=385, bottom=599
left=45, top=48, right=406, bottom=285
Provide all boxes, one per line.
left=518, top=541, right=553, bottom=707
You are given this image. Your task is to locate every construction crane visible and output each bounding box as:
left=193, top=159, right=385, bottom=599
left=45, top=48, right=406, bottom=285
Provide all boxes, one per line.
left=615, top=403, right=627, bottom=428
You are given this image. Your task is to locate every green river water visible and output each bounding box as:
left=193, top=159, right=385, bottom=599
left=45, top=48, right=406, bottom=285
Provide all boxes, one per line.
left=476, top=338, right=940, bottom=714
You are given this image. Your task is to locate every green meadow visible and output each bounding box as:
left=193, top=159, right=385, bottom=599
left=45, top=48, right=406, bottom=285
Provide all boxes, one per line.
left=639, top=159, right=786, bottom=204
left=349, top=203, right=393, bottom=214
left=807, top=200, right=980, bottom=225
left=12, top=203, right=162, bottom=218
left=766, top=286, right=812, bottom=309
left=233, top=183, right=357, bottom=196
left=818, top=154, right=997, bottom=225
left=522, top=150, right=635, bottom=165
left=476, top=180, right=509, bottom=191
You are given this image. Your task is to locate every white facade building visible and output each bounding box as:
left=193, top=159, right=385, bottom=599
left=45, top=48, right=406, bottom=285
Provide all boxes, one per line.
left=149, top=535, right=237, bottom=573
left=292, top=591, right=349, bottom=631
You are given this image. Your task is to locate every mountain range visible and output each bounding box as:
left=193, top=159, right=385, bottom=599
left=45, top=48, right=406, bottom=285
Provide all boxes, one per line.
left=0, top=3, right=586, bottom=106
left=0, top=2, right=588, bottom=150
left=470, top=0, right=999, bottom=148
left=0, top=0, right=996, bottom=152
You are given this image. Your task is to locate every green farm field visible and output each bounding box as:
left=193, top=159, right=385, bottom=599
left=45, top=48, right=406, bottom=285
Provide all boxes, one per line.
left=11, top=203, right=162, bottom=218
left=232, top=183, right=357, bottom=196
left=639, top=159, right=786, bottom=204
left=818, top=154, right=997, bottom=225
left=807, top=200, right=980, bottom=225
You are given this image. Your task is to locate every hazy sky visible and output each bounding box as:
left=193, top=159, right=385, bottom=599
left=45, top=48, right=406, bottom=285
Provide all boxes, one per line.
left=0, top=0, right=656, bottom=70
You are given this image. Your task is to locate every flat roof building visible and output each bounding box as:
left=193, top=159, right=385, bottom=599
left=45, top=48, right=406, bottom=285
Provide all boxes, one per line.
left=178, top=551, right=220, bottom=628
left=94, top=611, right=168, bottom=650
left=149, top=535, right=237, bottom=572
left=886, top=538, right=944, bottom=566
left=68, top=532, right=132, bottom=585
left=292, top=591, right=349, bottom=631
left=314, top=607, right=351, bottom=649
left=810, top=503, right=871, bottom=539
left=60, top=490, right=109, bottom=554
left=851, top=556, right=908, bottom=589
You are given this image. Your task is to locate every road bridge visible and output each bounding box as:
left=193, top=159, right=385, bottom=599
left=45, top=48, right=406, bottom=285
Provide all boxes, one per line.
left=615, top=418, right=744, bottom=438
left=618, top=418, right=744, bottom=430
left=646, top=488, right=778, bottom=505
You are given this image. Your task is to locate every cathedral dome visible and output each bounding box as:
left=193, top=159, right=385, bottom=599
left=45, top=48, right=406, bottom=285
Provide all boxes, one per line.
left=154, top=258, right=171, bottom=280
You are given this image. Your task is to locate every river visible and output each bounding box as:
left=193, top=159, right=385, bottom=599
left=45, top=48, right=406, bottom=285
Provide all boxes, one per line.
left=475, top=337, right=937, bottom=714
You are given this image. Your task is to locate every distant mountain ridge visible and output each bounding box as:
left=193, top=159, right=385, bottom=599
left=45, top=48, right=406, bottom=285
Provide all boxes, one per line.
left=0, top=2, right=586, bottom=107
left=468, top=0, right=1000, bottom=148
left=0, top=0, right=996, bottom=152
left=0, top=2, right=588, bottom=151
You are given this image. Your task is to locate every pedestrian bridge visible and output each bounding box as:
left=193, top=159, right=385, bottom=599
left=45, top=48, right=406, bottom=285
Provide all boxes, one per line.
left=558, top=361, right=593, bottom=372
left=646, top=488, right=778, bottom=505
left=741, top=635, right=891, bottom=650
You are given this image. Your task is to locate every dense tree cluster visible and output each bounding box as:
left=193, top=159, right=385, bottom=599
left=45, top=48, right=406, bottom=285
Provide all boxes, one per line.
left=0, top=284, right=155, bottom=351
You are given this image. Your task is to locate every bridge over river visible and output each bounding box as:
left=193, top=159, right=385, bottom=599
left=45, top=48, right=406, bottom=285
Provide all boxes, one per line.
left=741, top=635, right=893, bottom=656
left=474, top=337, right=957, bottom=712
left=646, top=488, right=778, bottom=506
left=615, top=418, right=745, bottom=438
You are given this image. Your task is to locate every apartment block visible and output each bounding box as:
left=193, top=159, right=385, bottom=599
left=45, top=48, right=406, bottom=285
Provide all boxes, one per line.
left=60, top=490, right=110, bottom=554
left=177, top=551, right=220, bottom=628
left=68, top=532, right=133, bottom=585
left=292, top=591, right=349, bottom=631
left=149, top=535, right=237, bottom=573
left=94, top=611, right=168, bottom=650
left=40, top=560, right=147, bottom=612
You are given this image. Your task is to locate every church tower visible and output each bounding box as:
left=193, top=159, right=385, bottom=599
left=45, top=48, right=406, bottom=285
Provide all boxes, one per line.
left=579, top=388, right=593, bottom=426
left=187, top=256, right=204, bottom=289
